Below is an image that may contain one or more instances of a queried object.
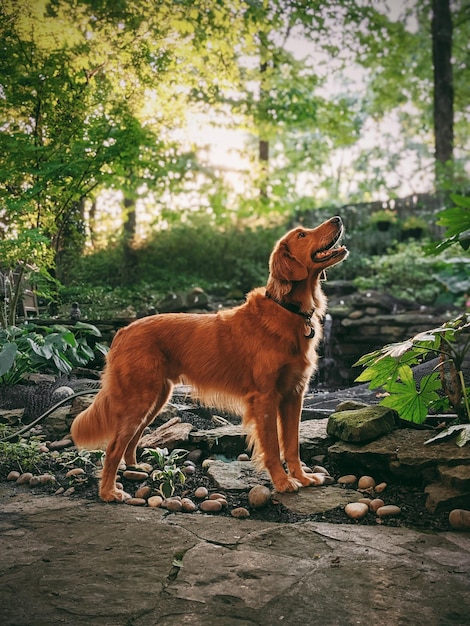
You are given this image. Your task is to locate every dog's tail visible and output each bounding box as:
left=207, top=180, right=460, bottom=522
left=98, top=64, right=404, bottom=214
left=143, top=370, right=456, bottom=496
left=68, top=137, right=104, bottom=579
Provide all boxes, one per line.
left=71, top=391, right=112, bottom=450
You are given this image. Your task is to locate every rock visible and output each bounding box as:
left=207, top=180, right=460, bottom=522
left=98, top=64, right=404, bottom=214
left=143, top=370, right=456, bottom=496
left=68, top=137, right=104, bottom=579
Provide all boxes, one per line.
left=39, top=474, right=55, bottom=485
left=335, top=400, right=370, bottom=412
left=7, top=471, right=20, bottom=481
left=312, top=465, right=330, bottom=475
left=16, top=472, right=33, bottom=485
left=358, top=498, right=372, bottom=506
left=39, top=445, right=49, bottom=453
left=66, top=468, right=85, bottom=478
left=248, top=485, right=271, bottom=509
left=438, top=465, right=470, bottom=491
left=345, top=502, right=369, bottom=520
left=123, top=470, right=148, bottom=481
left=126, top=498, right=147, bottom=507
left=148, top=495, right=164, bottom=508
left=29, top=476, right=41, bottom=487
left=358, top=475, right=376, bottom=490
left=238, top=453, right=250, bottom=461
left=44, top=409, right=74, bottom=439
left=186, top=449, right=203, bottom=464
left=194, top=486, right=209, bottom=499
left=376, top=505, right=401, bottom=518
left=209, top=492, right=226, bottom=500
left=425, top=483, right=470, bottom=514
left=52, top=386, right=74, bottom=399
left=338, top=475, right=357, bottom=486
left=138, top=417, right=194, bottom=450
left=449, top=509, right=470, bottom=531
left=275, top=487, right=363, bottom=515
left=206, top=460, right=270, bottom=491
left=135, top=486, right=152, bottom=499
left=48, top=438, right=73, bottom=451
left=231, top=507, right=250, bottom=518
left=182, top=465, right=195, bottom=476
left=375, top=482, right=387, bottom=493
left=327, top=406, right=397, bottom=443
left=165, top=498, right=183, bottom=512
left=199, top=499, right=222, bottom=513
left=369, top=498, right=385, bottom=512
left=181, top=498, right=197, bottom=512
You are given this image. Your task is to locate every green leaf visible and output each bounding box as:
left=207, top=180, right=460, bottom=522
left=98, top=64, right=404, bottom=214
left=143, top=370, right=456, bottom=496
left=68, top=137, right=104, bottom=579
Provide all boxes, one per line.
left=0, top=342, right=18, bottom=377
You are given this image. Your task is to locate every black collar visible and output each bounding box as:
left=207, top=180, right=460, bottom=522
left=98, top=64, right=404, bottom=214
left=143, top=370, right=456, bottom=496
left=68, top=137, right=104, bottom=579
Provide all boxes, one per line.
left=265, top=291, right=314, bottom=325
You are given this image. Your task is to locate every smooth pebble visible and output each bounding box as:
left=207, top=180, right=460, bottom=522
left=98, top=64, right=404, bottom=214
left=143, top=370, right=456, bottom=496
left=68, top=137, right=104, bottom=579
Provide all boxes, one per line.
left=248, top=485, right=271, bottom=508
left=200, top=499, right=222, bottom=513
left=148, top=495, right=164, bottom=508
left=376, top=505, right=401, bottom=517
left=345, top=502, right=369, bottom=520
left=358, top=475, right=376, bottom=490
left=369, top=498, right=385, bottom=512
left=194, top=486, right=209, bottom=499
left=231, top=507, right=250, bottom=519
left=449, top=509, right=470, bottom=531
left=338, top=475, right=357, bottom=486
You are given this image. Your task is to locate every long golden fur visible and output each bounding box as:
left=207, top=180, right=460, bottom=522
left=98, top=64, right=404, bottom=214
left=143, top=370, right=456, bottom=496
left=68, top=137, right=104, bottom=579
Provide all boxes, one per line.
left=71, top=217, right=348, bottom=502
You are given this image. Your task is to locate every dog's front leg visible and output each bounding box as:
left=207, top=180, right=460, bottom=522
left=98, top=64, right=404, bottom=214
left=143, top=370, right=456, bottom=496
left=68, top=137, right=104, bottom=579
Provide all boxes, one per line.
left=247, top=393, right=300, bottom=493
left=278, top=392, right=322, bottom=487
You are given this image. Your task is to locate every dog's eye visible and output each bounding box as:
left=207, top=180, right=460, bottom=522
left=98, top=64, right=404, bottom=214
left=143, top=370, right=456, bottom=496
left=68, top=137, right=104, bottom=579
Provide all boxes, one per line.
left=298, top=232, right=306, bottom=238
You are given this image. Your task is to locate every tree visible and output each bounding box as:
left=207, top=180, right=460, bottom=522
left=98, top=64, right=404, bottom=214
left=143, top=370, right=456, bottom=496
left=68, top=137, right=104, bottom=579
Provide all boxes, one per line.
left=432, top=0, right=454, bottom=181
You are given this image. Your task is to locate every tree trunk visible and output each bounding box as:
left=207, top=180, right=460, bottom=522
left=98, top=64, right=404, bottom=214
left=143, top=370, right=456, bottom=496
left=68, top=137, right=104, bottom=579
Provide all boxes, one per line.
left=431, top=0, right=453, bottom=181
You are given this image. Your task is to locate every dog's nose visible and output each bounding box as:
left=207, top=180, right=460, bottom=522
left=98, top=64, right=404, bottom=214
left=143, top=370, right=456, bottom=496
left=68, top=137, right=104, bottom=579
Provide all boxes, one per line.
left=330, top=216, right=342, bottom=225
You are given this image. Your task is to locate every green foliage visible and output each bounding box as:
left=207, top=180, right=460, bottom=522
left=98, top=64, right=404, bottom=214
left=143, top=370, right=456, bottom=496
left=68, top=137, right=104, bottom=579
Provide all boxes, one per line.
left=428, top=194, right=470, bottom=254
left=0, top=322, right=108, bottom=385
left=144, top=447, right=188, bottom=498
left=0, top=440, right=44, bottom=476
left=352, top=241, right=444, bottom=304
left=355, top=314, right=470, bottom=425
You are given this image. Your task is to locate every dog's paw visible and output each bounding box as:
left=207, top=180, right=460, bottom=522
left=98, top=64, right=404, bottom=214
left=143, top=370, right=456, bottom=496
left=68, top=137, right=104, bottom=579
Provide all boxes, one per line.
left=100, top=488, right=132, bottom=503
left=273, top=476, right=301, bottom=493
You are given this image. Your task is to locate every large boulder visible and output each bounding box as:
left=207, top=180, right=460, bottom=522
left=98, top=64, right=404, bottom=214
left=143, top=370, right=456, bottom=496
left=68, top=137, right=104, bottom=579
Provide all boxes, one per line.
left=327, top=405, right=397, bottom=443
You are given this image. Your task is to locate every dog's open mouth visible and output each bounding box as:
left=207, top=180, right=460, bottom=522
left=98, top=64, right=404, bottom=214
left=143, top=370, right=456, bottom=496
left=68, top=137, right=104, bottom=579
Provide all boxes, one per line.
left=312, top=229, right=347, bottom=263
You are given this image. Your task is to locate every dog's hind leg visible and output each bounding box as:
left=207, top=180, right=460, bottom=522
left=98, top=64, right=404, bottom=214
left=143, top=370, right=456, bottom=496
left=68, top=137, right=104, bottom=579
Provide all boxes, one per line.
left=278, top=391, right=319, bottom=487
left=123, top=380, right=173, bottom=468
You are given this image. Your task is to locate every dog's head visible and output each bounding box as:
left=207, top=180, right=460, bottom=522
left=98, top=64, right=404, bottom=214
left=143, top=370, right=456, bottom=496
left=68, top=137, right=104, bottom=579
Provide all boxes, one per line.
left=268, top=217, right=348, bottom=298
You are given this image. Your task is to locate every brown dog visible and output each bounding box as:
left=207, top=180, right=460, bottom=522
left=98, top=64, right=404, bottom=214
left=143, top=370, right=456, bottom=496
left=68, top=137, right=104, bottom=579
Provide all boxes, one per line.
left=71, top=217, right=348, bottom=501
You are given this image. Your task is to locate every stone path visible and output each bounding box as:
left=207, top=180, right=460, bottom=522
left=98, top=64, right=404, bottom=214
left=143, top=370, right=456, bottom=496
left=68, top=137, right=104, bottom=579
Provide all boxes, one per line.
left=1, top=487, right=469, bottom=626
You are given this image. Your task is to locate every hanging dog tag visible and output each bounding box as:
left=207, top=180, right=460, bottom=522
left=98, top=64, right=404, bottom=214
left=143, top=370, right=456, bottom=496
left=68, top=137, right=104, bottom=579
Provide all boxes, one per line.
left=304, top=324, right=315, bottom=339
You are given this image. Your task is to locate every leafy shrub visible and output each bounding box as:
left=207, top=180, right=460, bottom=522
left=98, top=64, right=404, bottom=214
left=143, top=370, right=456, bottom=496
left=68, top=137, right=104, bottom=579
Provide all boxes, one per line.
left=0, top=322, right=108, bottom=385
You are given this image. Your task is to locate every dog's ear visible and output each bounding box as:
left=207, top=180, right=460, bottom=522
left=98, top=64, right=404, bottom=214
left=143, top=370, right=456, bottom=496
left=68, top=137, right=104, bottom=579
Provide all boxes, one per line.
left=269, top=242, right=308, bottom=282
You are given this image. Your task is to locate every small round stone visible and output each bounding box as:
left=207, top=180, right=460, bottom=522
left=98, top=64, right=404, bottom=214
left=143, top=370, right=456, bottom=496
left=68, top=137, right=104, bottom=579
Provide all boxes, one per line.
left=16, top=472, right=33, bottom=485
left=165, top=498, right=183, bottom=512
left=186, top=449, right=202, bottom=464
left=7, top=471, right=20, bottom=481
left=181, top=498, right=197, bottom=512
left=376, top=505, right=401, bottom=518
left=237, top=453, right=250, bottom=461
left=200, top=499, right=222, bottom=513
left=66, top=468, right=85, bottom=478
left=29, top=476, right=41, bottom=487
left=201, top=459, right=214, bottom=469
left=358, top=498, right=372, bottom=506
left=54, top=487, right=65, bottom=495
left=48, top=439, right=73, bottom=451
left=123, top=470, right=148, bottom=481
left=39, top=474, right=55, bottom=485
left=231, top=507, right=250, bottom=519
left=63, top=487, right=75, bottom=496
left=449, top=509, right=470, bottom=531
left=182, top=465, right=195, bottom=475
left=338, top=475, right=357, bottom=486
left=358, top=475, right=376, bottom=490
left=194, top=486, right=209, bottom=499
left=369, top=498, right=385, bottom=512
left=148, top=495, right=164, bottom=508
left=136, top=463, right=153, bottom=473
left=375, top=482, right=387, bottom=493
left=135, top=486, right=152, bottom=500
left=312, top=465, right=330, bottom=475
left=345, top=502, right=369, bottom=520
left=209, top=492, right=226, bottom=500
left=248, top=485, right=271, bottom=509
left=125, top=498, right=146, bottom=506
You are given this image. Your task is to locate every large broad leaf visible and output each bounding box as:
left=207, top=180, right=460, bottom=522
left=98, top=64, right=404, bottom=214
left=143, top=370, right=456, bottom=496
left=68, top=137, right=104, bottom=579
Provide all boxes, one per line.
left=425, top=424, right=470, bottom=447
left=380, top=370, right=441, bottom=424
left=73, top=321, right=102, bottom=337
left=0, top=342, right=18, bottom=377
